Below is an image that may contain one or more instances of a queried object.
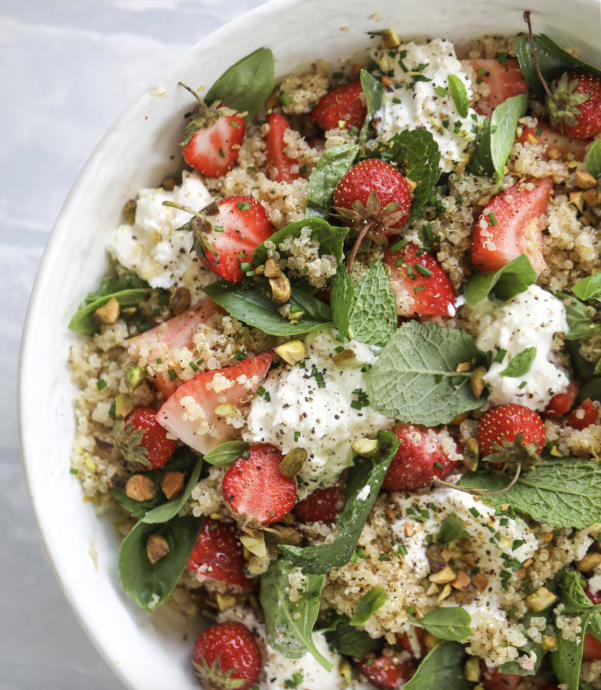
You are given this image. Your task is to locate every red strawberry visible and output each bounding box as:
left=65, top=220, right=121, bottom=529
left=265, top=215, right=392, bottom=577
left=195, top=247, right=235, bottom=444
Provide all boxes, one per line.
left=517, top=121, right=589, bottom=161
left=312, top=80, right=367, bottom=132
left=471, top=177, right=552, bottom=275
left=586, top=587, right=601, bottom=605
left=192, top=621, right=261, bottom=690
left=479, top=661, right=522, bottom=690
left=583, top=632, right=601, bottom=661
left=294, top=487, right=339, bottom=525
left=113, top=406, right=177, bottom=470
left=547, top=71, right=601, bottom=139
left=567, top=399, right=598, bottom=430
left=396, top=628, right=427, bottom=660
left=354, top=655, right=411, bottom=690
left=544, top=380, right=580, bottom=418
left=222, top=444, right=296, bottom=527
left=477, top=404, right=546, bottom=458
left=382, top=424, right=460, bottom=492
left=157, top=354, right=272, bottom=455
left=265, top=113, right=300, bottom=183
left=467, top=58, right=529, bottom=116
left=187, top=518, right=255, bottom=589
left=384, top=241, right=455, bottom=318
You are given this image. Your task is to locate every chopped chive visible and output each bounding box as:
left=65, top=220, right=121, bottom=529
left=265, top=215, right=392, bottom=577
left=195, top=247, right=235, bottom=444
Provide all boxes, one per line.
left=109, top=404, right=116, bottom=417
left=280, top=92, right=291, bottom=106
left=499, top=570, right=512, bottom=579
left=406, top=605, right=415, bottom=615
left=236, top=201, right=251, bottom=211
left=511, top=539, right=525, bottom=551
left=366, top=658, right=374, bottom=667
left=391, top=238, right=408, bottom=252
left=189, top=361, right=199, bottom=372
left=152, top=308, right=161, bottom=316
left=229, top=120, right=240, bottom=128
left=494, top=348, right=507, bottom=364
left=247, top=166, right=255, bottom=172
left=349, top=126, right=358, bottom=136
left=70, top=467, right=79, bottom=475
left=233, top=351, right=247, bottom=361
left=294, top=431, right=301, bottom=442
left=395, top=258, right=404, bottom=268
left=506, top=606, right=517, bottom=616
left=455, top=195, right=464, bottom=205
left=435, top=85, right=447, bottom=97
left=379, top=553, right=388, bottom=561
left=264, top=391, right=271, bottom=402
left=299, top=166, right=307, bottom=174
left=209, top=523, right=218, bottom=532
left=536, top=126, right=543, bottom=136
left=477, top=68, right=488, bottom=77
left=500, top=517, right=508, bottom=526
left=357, top=546, right=366, bottom=559
left=240, top=262, right=252, bottom=271
left=197, top=358, right=204, bottom=365
left=469, top=507, right=480, bottom=518
left=415, top=263, right=432, bottom=278
left=96, top=379, right=107, bottom=391
left=422, top=224, right=433, bottom=241
left=433, top=461, right=443, bottom=469
left=510, top=558, right=522, bottom=571
left=155, top=358, right=162, bottom=364
left=219, top=148, right=225, bottom=159
left=414, top=286, right=425, bottom=293
left=398, top=544, right=408, bottom=556
left=406, top=265, right=414, bottom=276
left=241, top=451, right=250, bottom=459
left=332, top=71, right=343, bottom=78
left=497, top=52, right=508, bottom=67
left=257, top=386, right=266, bottom=397
left=334, top=346, right=345, bottom=353
left=518, top=381, right=527, bottom=389
left=298, top=361, right=306, bottom=369
left=167, top=369, right=177, bottom=381
left=213, top=225, right=224, bottom=233
left=488, top=211, right=497, bottom=226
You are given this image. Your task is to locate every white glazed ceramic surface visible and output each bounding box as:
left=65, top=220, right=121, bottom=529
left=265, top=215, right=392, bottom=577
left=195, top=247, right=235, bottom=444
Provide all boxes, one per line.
left=18, top=0, right=601, bottom=688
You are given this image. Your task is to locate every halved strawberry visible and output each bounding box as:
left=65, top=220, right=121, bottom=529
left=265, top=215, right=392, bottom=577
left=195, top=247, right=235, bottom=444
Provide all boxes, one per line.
left=312, top=80, right=367, bottom=132
left=187, top=517, right=255, bottom=589
left=467, top=58, right=529, bottom=116
left=294, top=487, right=339, bottom=525
left=384, top=241, right=455, bottom=318
left=544, top=380, right=580, bottom=418
left=517, top=121, right=589, bottom=161
left=568, top=399, right=598, bottom=430
left=157, top=354, right=273, bottom=455
left=480, top=661, right=522, bottom=690
left=222, top=444, right=296, bottom=527
left=354, top=655, right=411, bottom=690
left=265, top=113, right=300, bottom=183
left=471, top=177, right=553, bottom=275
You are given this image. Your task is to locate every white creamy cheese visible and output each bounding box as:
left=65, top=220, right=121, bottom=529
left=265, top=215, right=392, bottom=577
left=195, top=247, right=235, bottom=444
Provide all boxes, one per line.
left=467, top=285, right=569, bottom=411
left=371, top=39, right=480, bottom=172
left=243, top=330, right=394, bottom=499
left=107, top=171, right=215, bottom=300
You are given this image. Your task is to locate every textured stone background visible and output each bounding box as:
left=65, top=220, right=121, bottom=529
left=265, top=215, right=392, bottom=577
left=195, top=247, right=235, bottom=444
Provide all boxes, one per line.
left=0, top=1, right=265, bottom=687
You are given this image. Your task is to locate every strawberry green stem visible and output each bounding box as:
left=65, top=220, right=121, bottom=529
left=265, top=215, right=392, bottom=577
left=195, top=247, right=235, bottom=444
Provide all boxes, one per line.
left=347, top=219, right=376, bottom=272
left=433, top=462, right=522, bottom=497
left=162, top=200, right=204, bottom=219
left=178, top=81, right=211, bottom=117
left=523, top=11, right=557, bottom=106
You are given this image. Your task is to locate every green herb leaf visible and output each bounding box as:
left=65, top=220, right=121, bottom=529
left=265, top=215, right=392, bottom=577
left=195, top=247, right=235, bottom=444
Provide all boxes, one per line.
left=498, top=347, right=537, bottom=378
left=203, top=280, right=333, bottom=336
left=350, top=588, right=388, bottom=626
left=578, top=378, right=601, bottom=406
left=366, top=321, right=487, bottom=426
left=139, top=457, right=203, bottom=525
left=359, top=70, right=384, bottom=146
left=447, top=75, right=469, bottom=118
left=436, top=513, right=465, bottom=546
left=490, top=93, right=529, bottom=182
left=464, top=254, right=537, bottom=305
left=260, top=559, right=332, bottom=670
left=469, top=118, right=494, bottom=177
left=324, top=614, right=382, bottom=658
left=572, top=273, right=601, bottom=303
left=555, top=291, right=601, bottom=340
left=69, top=282, right=152, bottom=334
left=306, top=145, right=360, bottom=218
left=119, top=514, right=203, bottom=613
left=459, top=458, right=601, bottom=529
left=330, top=268, right=355, bottom=342
left=585, top=140, right=601, bottom=180
left=205, top=47, right=275, bottom=123
left=203, top=440, right=249, bottom=467
left=419, top=608, right=472, bottom=642
left=403, top=641, right=470, bottom=690
left=280, top=431, right=400, bottom=574
left=499, top=609, right=549, bottom=676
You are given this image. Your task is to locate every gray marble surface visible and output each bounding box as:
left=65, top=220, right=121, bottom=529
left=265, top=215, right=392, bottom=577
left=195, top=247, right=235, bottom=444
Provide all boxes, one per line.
left=0, top=1, right=265, bottom=687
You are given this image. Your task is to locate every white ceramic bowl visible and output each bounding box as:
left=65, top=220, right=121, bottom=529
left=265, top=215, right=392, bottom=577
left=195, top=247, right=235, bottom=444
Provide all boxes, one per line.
left=19, top=0, right=601, bottom=688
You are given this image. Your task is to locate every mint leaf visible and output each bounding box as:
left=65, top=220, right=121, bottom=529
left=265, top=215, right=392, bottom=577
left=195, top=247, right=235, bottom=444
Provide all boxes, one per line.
left=555, top=291, right=601, bottom=340
left=350, top=588, right=388, bottom=626
left=349, top=261, right=397, bottom=347
left=324, top=615, right=382, bottom=658
left=447, top=75, right=469, bottom=118
left=203, top=280, right=333, bottom=336
left=358, top=70, right=384, bottom=146
left=403, top=641, right=469, bottom=690
left=585, top=140, right=601, bottom=180
left=572, top=272, right=601, bottom=302
left=330, top=268, right=355, bottom=341
left=469, top=118, right=494, bottom=177
left=253, top=217, right=348, bottom=265
left=366, top=321, right=487, bottom=426
left=260, top=559, right=332, bottom=670
left=500, top=609, right=549, bottom=676
left=499, top=347, right=537, bottom=378
left=464, top=254, right=537, bottom=305
left=203, top=440, right=249, bottom=467
left=419, top=608, right=472, bottom=642
left=436, top=513, right=465, bottom=546
left=306, top=145, right=360, bottom=218
left=205, top=47, right=274, bottom=123
left=459, top=458, right=601, bottom=529
left=280, top=431, right=400, bottom=574
left=490, top=93, right=529, bottom=182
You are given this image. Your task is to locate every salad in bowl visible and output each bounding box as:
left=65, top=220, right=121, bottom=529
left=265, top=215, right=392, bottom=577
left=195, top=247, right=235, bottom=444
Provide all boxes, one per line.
left=66, top=11, right=601, bottom=690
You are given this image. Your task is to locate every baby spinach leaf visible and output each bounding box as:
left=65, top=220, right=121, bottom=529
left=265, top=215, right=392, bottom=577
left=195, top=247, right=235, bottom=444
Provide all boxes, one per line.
left=203, top=440, right=249, bottom=467
left=436, top=514, right=465, bottom=546
left=350, top=588, right=388, bottom=626
left=366, top=321, right=487, bottom=426
left=499, top=347, right=537, bottom=378
left=330, top=268, right=355, bottom=342
left=306, top=145, right=360, bottom=218
left=205, top=47, right=275, bottom=123
left=572, top=273, right=601, bottom=302
left=566, top=340, right=597, bottom=385
left=585, top=140, right=601, bottom=180
left=69, top=287, right=151, bottom=335
left=359, top=70, right=384, bottom=146
left=202, top=280, right=333, bottom=336
left=464, top=254, right=537, bottom=305
left=325, top=614, right=382, bottom=658
left=403, top=641, right=469, bottom=690
left=555, top=291, right=601, bottom=340
left=500, top=609, right=549, bottom=676
left=280, top=431, right=400, bottom=574
left=490, top=93, right=529, bottom=182
left=447, top=75, right=469, bottom=118
left=578, top=378, right=601, bottom=405
left=459, top=458, right=601, bottom=529
left=119, top=514, right=202, bottom=613
left=84, top=274, right=149, bottom=305
left=260, top=559, right=332, bottom=670
left=419, top=608, right=472, bottom=642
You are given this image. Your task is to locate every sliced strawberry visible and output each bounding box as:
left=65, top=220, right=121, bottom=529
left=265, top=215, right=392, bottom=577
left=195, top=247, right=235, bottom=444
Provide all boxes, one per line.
left=477, top=404, right=546, bottom=458
left=567, top=399, right=598, bottom=430
left=114, top=406, right=178, bottom=470
left=396, top=628, right=427, bottom=660
left=312, top=80, right=367, bottom=132
left=586, top=587, right=601, bottom=605
left=583, top=632, right=601, bottom=661
left=544, top=380, right=580, bottom=418
left=471, top=177, right=552, bottom=275
left=384, top=241, right=455, bottom=318
left=294, top=487, right=339, bottom=525
left=467, top=58, right=529, bottom=116
left=354, top=655, right=411, bottom=690
left=265, top=113, right=300, bottom=183
left=517, top=121, right=589, bottom=161
left=479, top=661, right=522, bottom=690
left=187, top=517, right=255, bottom=589
left=548, top=71, right=601, bottom=139
left=382, top=424, right=460, bottom=492
left=157, top=354, right=272, bottom=455
left=222, top=443, right=296, bottom=527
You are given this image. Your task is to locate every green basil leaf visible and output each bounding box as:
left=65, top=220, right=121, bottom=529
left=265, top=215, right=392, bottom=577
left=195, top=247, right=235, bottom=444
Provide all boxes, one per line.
left=403, top=641, right=469, bottom=690
left=577, top=378, right=601, bottom=405
left=253, top=218, right=348, bottom=266
left=324, top=614, right=382, bottom=658
left=305, top=145, right=360, bottom=219
left=419, top=607, right=472, bottom=642
left=459, top=458, right=601, bottom=529
left=447, top=74, right=469, bottom=118
left=585, top=140, right=601, bottom=180
left=555, top=291, right=601, bottom=340
left=203, top=440, right=249, bottom=467
left=499, top=609, right=549, bottom=676
left=469, top=118, right=494, bottom=177
left=69, top=288, right=152, bottom=335
left=572, top=273, right=601, bottom=302
left=366, top=321, right=487, bottom=426
left=464, top=254, right=537, bottom=305
left=490, top=93, right=529, bottom=182
left=119, top=514, right=203, bottom=613
left=359, top=70, right=384, bottom=146
left=139, top=457, right=203, bottom=525
left=205, top=47, right=275, bottom=124
left=280, top=430, right=400, bottom=574
left=498, top=346, right=537, bottom=378
left=350, top=588, right=388, bottom=626
left=260, top=559, right=332, bottom=671
left=566, top=340, right=597, bottom=385
left=436, top=514, right=465, bottom=546
left=330, top=267, right=355, bottom=341
left=84, top=273, right=149, bottom=305
left=202, top=280, right=333, bottom=336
